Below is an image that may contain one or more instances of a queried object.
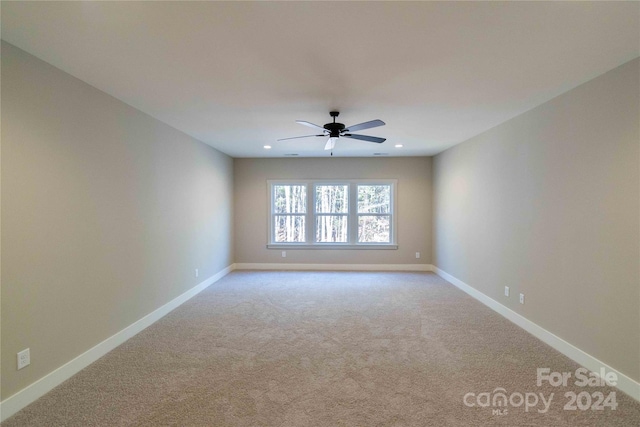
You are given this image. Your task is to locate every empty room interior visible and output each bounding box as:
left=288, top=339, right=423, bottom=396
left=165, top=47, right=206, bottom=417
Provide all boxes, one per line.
left=1, top=2, right=639, bottom=426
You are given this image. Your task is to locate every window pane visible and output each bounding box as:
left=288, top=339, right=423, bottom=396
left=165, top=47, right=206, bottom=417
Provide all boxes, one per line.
left=315, top=185, right=348, bottom=213
left=358, top=215, right=390, bottom=242
left=274, top=215, right=305, bottom=242
left=274, top=185, right=306, bottom=213
left=315, top=215, right=348, bottom=242
left=358, top=185, right=390, bottom=213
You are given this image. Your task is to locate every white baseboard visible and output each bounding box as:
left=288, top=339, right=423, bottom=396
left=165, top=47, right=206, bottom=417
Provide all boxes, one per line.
left=234, top=263, right=434, bottom=272
left=0, top=265, right=234, bottom=422
left=433, top=266, right=640, bottom=402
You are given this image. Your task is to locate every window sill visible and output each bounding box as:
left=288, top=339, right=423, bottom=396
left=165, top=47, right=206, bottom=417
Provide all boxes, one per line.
left=266, top=244, right=398, bottom=250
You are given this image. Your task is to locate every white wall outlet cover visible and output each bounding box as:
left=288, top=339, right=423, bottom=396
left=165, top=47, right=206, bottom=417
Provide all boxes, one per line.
left=195, top=268, right=199, bottom=278
left=415, top=252, right=420, bottom=259
left=504, top=286, right=510, bottom=297
left=17, top=348, right=30, bottom=370
left=282, top=251, right=287, bottom=258
left=519, top=293, right=525, bottom=304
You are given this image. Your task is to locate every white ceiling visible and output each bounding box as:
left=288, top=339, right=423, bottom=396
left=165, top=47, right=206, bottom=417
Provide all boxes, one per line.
left=2, top=1, right=638, bottom=158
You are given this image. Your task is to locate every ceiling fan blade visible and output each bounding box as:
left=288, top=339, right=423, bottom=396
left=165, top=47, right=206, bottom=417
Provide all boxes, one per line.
left=296, top=120, right=327, bottom=132
left=324, top=137, right=338, bottom=150
left=344, top=119, right=385, bottom=133
left=277, top=134, right=325, bottom=141
left=343, top=134, right=386, bottom=143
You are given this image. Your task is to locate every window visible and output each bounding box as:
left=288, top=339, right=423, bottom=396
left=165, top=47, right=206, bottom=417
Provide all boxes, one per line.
left=358, top=184, right=391, bottom=243
left=268, top=180, right=397, bottom=249
left=272, top=184, right=306, bottom=242
left=315, top=184, right=348, bottom=243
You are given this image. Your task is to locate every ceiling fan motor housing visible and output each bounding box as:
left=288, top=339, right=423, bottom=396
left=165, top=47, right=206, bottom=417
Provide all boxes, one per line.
left=324, top=122, right=345, bottom=138
left=325, top=111, right=344, bottom=137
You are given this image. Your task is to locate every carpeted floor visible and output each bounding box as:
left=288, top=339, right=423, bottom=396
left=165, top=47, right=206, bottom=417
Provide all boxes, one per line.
left=2, top=271, right=639, bottom=426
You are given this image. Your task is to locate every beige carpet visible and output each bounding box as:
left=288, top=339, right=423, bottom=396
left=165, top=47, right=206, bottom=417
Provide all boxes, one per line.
left=3, top=271, right=639, bottom=426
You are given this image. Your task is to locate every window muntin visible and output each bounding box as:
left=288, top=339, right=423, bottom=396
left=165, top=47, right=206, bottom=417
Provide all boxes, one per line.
left=269, top=180, right=396, bottom=248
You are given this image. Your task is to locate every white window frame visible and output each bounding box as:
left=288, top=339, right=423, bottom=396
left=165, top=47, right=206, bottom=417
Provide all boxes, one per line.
left=267, top=179, right=398, bottom=250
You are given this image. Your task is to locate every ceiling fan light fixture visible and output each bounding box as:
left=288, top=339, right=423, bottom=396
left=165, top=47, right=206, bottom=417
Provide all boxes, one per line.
left=325, top=137, right=338, bottom=151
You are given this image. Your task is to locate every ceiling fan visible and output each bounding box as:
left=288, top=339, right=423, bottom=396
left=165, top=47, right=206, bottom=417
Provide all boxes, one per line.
left=278, top=111, right=386, bottom=151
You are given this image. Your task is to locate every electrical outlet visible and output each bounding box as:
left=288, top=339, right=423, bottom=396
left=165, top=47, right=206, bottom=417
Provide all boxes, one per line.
left=17, top=348, right=30, bottom=370
left=519, top=293, right=525, bottom=304
left=415, top=252, right=420, bottom=259
left=504, top=286, right=510, bottom=297
left=282, top=251, right=287, bottom=258
left=195, top=268, right=199, bottom=278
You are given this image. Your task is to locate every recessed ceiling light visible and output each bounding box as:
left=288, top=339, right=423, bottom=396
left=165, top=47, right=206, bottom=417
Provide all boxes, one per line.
left=263, top=145, right=272, bottom=149
left=395, top=144, right=403, bottom=148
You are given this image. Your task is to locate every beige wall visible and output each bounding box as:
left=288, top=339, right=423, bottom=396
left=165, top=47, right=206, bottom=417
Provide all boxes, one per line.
left=433, top=58, right=640, bottom=382
left=234, top=157, right=431, bottom=265
left=1, top=42, right=234, bottom=399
